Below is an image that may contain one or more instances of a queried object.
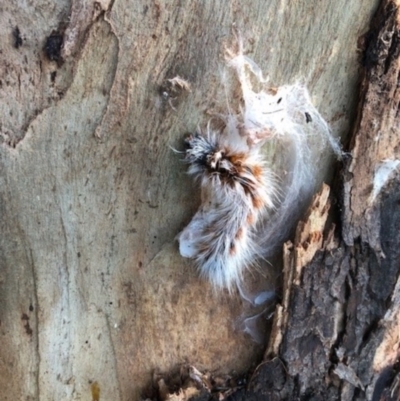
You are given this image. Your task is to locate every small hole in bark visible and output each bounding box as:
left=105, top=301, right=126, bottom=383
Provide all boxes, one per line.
left=12, top=26, right=23, bottom=49
left=44, top=34, right=63, bottom=62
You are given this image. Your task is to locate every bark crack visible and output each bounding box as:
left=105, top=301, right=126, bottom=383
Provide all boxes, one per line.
left=29, top=248, right=41, bottom=401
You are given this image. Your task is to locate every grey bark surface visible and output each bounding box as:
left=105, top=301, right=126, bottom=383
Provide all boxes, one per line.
left=0, top=1, right=381, bottom=400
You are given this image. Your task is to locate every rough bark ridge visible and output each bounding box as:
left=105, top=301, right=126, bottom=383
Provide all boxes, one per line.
left=222, top=1, right=400, bottom=400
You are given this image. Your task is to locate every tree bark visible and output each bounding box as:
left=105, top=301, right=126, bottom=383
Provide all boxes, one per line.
left=215, top=1, right=400, bottom=400
left=0, top=1, right=384, bottom=401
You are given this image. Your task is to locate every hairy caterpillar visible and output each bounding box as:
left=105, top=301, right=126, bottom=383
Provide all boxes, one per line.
left=178, top=51, right=341, bottom=293
left=178, top=130, right=276, bottom=291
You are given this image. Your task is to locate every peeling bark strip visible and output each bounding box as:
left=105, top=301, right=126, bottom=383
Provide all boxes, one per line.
left=241, top=190, right=400, bottom=401
left=343, top=0, right=400, bottom=250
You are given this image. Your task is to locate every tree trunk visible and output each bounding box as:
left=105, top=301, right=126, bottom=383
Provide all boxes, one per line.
left=210, top=1, right=400, bottom=400
left=0, top=1, right=386, bottom=400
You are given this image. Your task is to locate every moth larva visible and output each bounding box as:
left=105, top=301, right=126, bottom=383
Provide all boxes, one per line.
left=178, top=51, right=341, bottom=292
left=178, top=130, right=276, bottom=292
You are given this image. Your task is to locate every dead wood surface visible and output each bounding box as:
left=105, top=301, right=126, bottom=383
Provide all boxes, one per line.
left=0, top=1, right=381, bottom=400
